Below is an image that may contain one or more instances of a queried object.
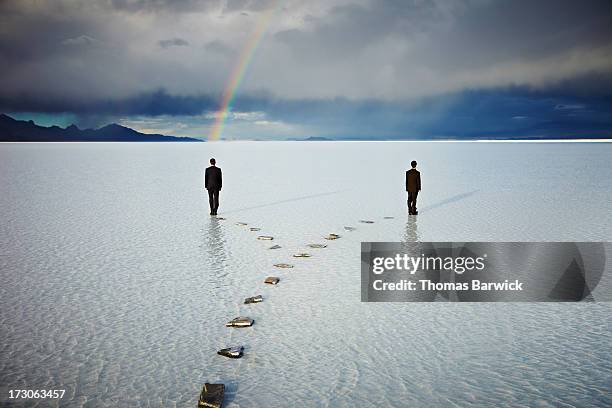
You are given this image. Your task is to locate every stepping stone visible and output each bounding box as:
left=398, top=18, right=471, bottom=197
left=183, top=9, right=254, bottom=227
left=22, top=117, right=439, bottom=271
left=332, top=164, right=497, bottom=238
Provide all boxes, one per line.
left=264, top=277, right=280, bottom=285
left=217, top=346, right=244, bottom=359
left=359, top=220, right=375, bottom=224
left=325, top=233, right=341, bottom=240
left=258, top=236, right=274, bottom=240
left=236, top=222, right=248, bottom=226
left=384, top=216, right=394, bottom=219
left=244, top=295, right=263, bottom=304
left=249, top=227, right=261, bottom=231
left=274, top=263, right=294, bottom=268
left=268, top=244, right=282, bottom=250
left=225, top=317, right=254, bottom=328
left=344, top=226, right=356, bottom=231
left=293, top=253, right=311, bottom=258
left=198, top=383, right=224, bottom=408
left=307, top=243, right=327, bottom=248
left=216, top=217, right=226, bottom=220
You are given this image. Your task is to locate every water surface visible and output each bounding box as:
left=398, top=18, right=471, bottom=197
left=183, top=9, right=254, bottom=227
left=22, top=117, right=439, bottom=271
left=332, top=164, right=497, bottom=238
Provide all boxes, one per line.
left=1, top=142, right=611, bottom=407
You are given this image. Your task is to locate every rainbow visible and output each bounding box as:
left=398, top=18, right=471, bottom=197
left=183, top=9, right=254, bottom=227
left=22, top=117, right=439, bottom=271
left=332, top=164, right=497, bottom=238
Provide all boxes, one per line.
left=208, top=1, right=279, bottom=141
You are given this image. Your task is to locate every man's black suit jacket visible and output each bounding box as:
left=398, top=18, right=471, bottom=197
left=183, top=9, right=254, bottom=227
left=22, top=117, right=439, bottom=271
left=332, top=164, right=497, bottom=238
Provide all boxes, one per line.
left=406, top=168, right=421, bottom=193
left=205, top=166, right=222, bottom=190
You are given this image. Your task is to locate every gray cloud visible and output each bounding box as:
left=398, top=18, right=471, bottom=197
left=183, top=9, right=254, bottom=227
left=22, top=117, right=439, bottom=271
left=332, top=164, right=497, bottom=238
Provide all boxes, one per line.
left=0, top=0, right=611, bottom=113
left=108, top=0, right=219, bottom=13
left=62, top=35, right=100, bottom=46
left=223, top=0, right=273, bottom=13
left=261, top=0, right=612, bottom=99
left=106, top=0, right=273, bottom=14
left=203, top=39, right=233, bottom=56
left=158, top=38, right=190, bottom=48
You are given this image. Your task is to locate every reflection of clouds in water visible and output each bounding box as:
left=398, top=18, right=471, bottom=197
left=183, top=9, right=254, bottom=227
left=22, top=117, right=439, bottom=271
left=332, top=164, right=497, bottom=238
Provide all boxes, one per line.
left=400, top=190, right=478, bottom=245
left=404, top=215, right=420, bottom=243
left=203, top=218, right=228, bottom=277
left=402, top=215, right=421, bottom=262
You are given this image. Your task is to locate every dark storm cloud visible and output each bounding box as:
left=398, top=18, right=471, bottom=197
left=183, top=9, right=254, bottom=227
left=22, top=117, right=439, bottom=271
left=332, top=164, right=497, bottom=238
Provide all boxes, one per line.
left=108, top=0, right=218, bottom=13
left=107, top=0, right=272, bottom=13
left=417, top=0, right=612, bottom=70
left=273, top=0, right=612, bottom=76
left=2, top=0, right=611, bottom=100
left=61, top=35, right=101, bottom=46
left=0, top=0, right=611, bottom=138
left=274, top=1, right=450, bottom=58
left=2, top=80, right=611, bottom=139
left=0, top=89, right=216, bottom=116
left=0, top=5, right=103, bottom=63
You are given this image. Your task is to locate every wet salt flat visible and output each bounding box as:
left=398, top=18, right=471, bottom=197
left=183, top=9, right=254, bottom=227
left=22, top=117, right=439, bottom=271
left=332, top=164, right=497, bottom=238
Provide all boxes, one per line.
left=1, top=141, right=611, bottom=407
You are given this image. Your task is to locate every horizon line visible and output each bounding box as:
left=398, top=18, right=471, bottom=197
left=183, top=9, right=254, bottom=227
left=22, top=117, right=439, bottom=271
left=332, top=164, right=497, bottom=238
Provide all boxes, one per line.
left=2, top=139, right=612, bottom=144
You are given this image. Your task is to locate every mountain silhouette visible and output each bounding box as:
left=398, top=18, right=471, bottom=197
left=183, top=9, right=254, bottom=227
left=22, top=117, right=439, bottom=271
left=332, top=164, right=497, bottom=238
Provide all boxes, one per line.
left=0, top=114, right=201, bottom=142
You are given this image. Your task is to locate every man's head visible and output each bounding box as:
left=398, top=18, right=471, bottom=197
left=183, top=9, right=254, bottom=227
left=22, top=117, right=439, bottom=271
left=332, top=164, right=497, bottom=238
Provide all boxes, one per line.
left=210, top=158, right=216, bottom=165
left=411, top=160, right=417, bottom=168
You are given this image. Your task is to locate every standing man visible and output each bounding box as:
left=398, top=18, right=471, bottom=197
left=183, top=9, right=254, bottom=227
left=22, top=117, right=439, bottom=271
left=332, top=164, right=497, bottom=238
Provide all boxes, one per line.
left=205, top=158, right=222, bottom=215
left=406, top=160, right=421, bottom=215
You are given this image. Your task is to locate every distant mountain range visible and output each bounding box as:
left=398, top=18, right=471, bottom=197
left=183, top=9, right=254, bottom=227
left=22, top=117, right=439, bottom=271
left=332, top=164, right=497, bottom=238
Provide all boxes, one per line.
left=0, top=114, right=201, bottom=142
left=286, top=136, right=332, bottom=141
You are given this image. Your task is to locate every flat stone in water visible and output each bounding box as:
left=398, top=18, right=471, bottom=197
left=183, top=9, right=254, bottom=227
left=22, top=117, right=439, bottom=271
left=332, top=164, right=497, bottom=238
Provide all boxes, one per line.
left=258, top=236, right=274, bottom=240
left=249, top=227, right=261, bottom=231
left=274, top=263, right=294, bottom=268
left=264, top=277, right=280, bottom=285
left=307, top=243, right=327, bottom=248
left=225, top=317, right=254, bottom=327
left=217, top=346, right=244, bottom=359
left=236, top=222, right=248, bottom=226
left=359, top=220, right=375, bottom=224
left=198, top=383, right=224, bottom=408
left=216, top=217, right=226, bottom=220
left=344, top=226, right=356, bottom=231
left=325, top=233, right=341, bottom=240
left=384, top=216, right=394, bottom=219
left=269, top=244, right=282, bottom=250
left=244, top=295, right=263, bottom=304
left=293, top=253, right=311, bottom=258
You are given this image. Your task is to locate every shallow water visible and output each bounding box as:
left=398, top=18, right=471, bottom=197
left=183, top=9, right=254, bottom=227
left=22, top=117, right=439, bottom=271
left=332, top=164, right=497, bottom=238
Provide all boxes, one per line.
left=1, top=141, right=611, bottom=407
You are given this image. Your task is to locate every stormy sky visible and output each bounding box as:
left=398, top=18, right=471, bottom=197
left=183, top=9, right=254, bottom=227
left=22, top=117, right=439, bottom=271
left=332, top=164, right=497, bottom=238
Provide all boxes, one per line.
left=1, top=0, right=611, bottom=139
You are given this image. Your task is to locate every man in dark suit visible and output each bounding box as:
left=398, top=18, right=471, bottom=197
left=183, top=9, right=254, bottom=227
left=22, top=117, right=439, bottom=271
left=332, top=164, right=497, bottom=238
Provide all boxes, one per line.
left=205, top=158, right=222, bottom=215
left=406, top=160, right=421, bottom=215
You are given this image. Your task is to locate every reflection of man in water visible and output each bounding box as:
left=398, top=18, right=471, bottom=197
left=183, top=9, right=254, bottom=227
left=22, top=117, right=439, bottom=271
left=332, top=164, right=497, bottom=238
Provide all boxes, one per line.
left=406, top=160, right=421, bottom=215
left=205, top=158, right=222, bottom=215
